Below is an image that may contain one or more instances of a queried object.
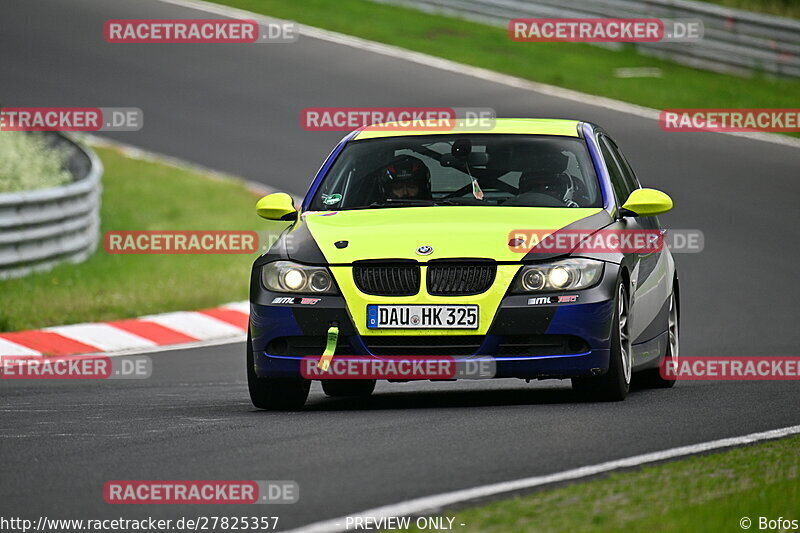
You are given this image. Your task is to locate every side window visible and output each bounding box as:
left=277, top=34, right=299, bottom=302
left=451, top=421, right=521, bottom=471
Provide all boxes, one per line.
left=605, top=136, right=641, bottom=194
left=598, top=135, right=630, bottom=205
left=602, top=135, right=660, bottom=229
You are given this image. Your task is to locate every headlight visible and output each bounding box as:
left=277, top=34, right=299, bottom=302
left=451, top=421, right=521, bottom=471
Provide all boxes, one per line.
left=262, top=261, right=338, bottom=294
left=512, top=259, right=604, bottom=293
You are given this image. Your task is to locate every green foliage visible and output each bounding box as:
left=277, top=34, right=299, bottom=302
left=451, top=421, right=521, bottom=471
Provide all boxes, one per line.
left=0, top=132, right=71, bottom=193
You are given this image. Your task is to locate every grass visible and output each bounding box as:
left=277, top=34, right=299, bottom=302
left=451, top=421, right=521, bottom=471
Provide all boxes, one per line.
left=0, top=145, right=287, bottom=332
left=209, top=0, right=799, bottom=115
left=0, top=132, right=71, bottom=193
left=701, top=0, right=800, bottom=19
left=399, top=435, right=800, bottom=533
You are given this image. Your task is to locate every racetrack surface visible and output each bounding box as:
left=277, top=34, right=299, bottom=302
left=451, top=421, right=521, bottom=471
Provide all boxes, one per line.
left=1, top=0, right=799, bottom=529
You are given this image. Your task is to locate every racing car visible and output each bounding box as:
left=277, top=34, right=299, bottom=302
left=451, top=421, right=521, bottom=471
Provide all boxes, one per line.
left=247, top=119, right=679, bottom=409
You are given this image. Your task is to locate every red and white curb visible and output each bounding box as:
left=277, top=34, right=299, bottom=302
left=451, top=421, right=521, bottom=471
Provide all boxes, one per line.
left=0, top=302, right=249, bottom=358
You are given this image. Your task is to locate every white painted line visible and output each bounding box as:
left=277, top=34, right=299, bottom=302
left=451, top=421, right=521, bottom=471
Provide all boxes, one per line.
left=0, top=337, right=42, bottom=357
left=284, top=424, right=800, bottom=533
left=221, top=301, right=250, bottom=315
left=142, top=311, right=245, bottom=340
left=156, top=0, right=800, bottom=150
left=46, top=323, right=157, bottom=352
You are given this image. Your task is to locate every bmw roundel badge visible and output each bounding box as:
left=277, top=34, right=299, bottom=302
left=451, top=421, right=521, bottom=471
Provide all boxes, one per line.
left=416, top=245, right=433, bottom=256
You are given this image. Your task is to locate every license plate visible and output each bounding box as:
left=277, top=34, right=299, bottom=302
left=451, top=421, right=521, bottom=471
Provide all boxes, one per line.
left=367, top=305, right=479, bottom=329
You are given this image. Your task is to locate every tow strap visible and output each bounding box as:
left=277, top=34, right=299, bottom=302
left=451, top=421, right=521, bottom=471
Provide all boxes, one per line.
left=317, top=324, right=339, bottom=371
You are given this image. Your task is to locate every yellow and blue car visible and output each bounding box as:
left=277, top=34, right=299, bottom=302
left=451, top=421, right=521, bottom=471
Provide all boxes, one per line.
left=247, top=119, right=679, bottom=409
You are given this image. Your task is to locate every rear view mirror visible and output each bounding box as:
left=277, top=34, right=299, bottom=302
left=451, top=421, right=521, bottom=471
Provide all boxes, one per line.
left=256, top=193, right=297, bottom=220
left=620, top=188, right=673, bottom=217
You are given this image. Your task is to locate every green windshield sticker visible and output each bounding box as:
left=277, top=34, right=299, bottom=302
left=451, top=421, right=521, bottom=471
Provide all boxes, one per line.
left=323, top=193, right=342, bottom=205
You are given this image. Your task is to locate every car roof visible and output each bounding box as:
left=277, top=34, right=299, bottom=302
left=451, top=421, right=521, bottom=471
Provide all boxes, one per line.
left=352, top=118, right=582, bottom=140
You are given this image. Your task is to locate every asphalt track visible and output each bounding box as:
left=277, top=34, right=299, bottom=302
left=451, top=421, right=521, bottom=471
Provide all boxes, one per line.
left=1, top=0, right=799, bottom=530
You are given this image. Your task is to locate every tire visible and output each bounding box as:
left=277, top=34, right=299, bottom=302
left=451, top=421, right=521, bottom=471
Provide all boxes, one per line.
left=247, top=331, right=310, bottom=410
left=637, top=288, right=679, bottom=389
left=572, top=279, right=632, bottom=401
left=322, top=379, right=376, bottom=398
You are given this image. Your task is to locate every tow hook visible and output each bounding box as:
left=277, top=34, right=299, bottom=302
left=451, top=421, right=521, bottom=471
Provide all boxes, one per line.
left=317, top=321, right=339, bottom=371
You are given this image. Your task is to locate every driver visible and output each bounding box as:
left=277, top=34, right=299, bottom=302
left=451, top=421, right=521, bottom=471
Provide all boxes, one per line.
left=380, top=155, right=432, bottom=200
left=518, top=152, right=578, bottom=206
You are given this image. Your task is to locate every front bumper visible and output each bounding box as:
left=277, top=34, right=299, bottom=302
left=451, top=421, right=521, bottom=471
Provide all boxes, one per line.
left=249, top=263, right=619, bottom=380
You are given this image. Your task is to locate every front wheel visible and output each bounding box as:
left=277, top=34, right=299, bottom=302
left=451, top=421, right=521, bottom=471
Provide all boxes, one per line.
left=572, top=280, right=632, bottom=401
left=247, top=331, right=310, bottom=410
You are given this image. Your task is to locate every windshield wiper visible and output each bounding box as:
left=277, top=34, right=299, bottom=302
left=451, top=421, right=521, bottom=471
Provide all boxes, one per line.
left=366, top=199, right=437, bottom=208
left=384, top=198, right=438, bottom=205
left=434, top=198, right=469, bottom=206
left=339, top=199, right=460, bottom=210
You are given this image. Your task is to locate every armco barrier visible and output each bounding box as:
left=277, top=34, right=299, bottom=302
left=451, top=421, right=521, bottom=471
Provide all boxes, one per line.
left=375, top=0, right=800, bottom=77
left=0, top=133, right=102, bottom=279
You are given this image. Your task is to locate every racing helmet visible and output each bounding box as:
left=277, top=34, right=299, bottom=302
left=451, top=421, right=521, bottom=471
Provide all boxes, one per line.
left=380, top=155, right=431, bottom=199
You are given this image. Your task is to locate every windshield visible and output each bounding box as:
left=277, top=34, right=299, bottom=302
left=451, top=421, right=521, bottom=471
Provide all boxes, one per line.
left=309, top=134, right=603, bottom=210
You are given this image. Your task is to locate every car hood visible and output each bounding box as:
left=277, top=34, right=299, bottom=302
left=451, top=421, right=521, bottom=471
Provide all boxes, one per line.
left=300, top=206, right=608, bottom=263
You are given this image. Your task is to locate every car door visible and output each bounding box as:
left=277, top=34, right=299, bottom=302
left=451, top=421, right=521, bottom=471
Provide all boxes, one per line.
left=598, top=133, right=669, bottom=345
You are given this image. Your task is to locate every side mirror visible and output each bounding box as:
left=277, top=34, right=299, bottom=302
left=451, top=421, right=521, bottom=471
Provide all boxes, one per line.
left=620, top=188, right=673, bottom=217
left=256, top=193, right=297, bottom=221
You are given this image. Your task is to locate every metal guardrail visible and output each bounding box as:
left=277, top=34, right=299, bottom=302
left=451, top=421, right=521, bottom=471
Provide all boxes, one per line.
left=375, top=0, right=800, bottom=77
left=0, top=133, right=102, bottom=279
